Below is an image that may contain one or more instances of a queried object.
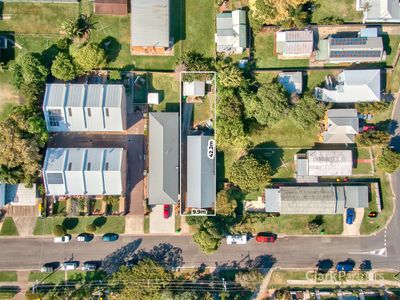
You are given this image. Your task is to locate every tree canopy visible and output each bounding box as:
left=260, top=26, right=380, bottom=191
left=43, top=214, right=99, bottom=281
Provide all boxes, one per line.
left=215, top=60, right=246, bottom=89
left=229, top=154, right=272, bottom=191
left=235, top=269, right=264, bottom=291
left=72, top=42, right=106, bottom=72
left=357, top=130, right=391, bottom=146
left=51, top=52, right=77, bottom=81
left=377, top=147, right=400, bottom=173
left=216, top=189, right=238, bottom=217
left=242, top=82, right=289, bottom=127
left=110, top=259, right=172, bottom=300
left=290, top=93, right=325, bottom=129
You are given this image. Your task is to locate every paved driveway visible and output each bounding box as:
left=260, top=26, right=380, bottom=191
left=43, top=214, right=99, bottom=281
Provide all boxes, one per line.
left=342, top=208, right=364, bottom=236
left=149, top=205, right=175, bottom=234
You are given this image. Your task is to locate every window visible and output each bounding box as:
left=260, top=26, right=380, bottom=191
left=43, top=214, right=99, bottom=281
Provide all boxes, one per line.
left=48, top=109, right=63, bottom=127
left=87, top=108, right=91, bottom=117
left=68, top=108, right=72, bottom=117
left=105, top=108, right=109, bottom=117
left=87, top=162, right=91, bottom=171
left=68, top=162, right=72, bottom=171
left=105, top=162, right=109, bottom=171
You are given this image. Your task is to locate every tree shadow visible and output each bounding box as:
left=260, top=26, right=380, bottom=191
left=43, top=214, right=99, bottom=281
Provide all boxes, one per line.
left=0, top=31, right=15, bottom=66
left=94, top=216, right=107, bottom=228
left=316, top=259, right=334, bottom=274
left=360, top=260, right=372, bottom=272
left=146, top=73, right=165, bottom=102
left=131, top=243, right=184, bottom=270
left=101, top=239, right=142, bottom=274
left=250, top=141, right=284, bottom=175
left=100, top=36, right=121, bottom=64
left=216, top=150, right=226, bottom=188
left=62, top=217, right=79, bottom=230
left=41, top=44, right=62, bottom=69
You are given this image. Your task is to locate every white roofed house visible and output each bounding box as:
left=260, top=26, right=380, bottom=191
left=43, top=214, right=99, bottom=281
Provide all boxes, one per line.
left=356, top=0, right=400, bottom=23
left=216, top=10, right=247, bottom=54
left=323, top=109, right=360, bottom=144
left=183, top=81, right=206, bottom=97
left=43, top=148, right=126, bottom=196
left=314, top=69, right=381, bottom=103
left=43, top=83, right=126, bottom=132
left=275, top=30, right=314, bottom=58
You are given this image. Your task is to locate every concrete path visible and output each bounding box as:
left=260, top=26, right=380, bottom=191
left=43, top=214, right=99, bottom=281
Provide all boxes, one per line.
left=255, top=269, right=274, bottom=300
left=342, top=208, right=364, bottom=236
left=13, top=217, right=37, bottom=237
left=124, top=215, right=144, bottom=234
left=149, top=205, right=175, bottom=234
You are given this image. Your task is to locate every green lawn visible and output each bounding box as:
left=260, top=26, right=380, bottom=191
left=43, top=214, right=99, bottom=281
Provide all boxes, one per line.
left=183, top=0, right=215, bottom=57
left=360, top=147, right=394, bottom=234
left=388, top=63, right=400, bottom=93
left=254, top=33, right=309, bottom=69
left=148, top=73, right=180, bottom=112
left=268, top=270, right=308, bottom=288
left=144, top=215, right=150, bottom=234
left=311, top=0, right=362, bottom=23
left=234, top=214, right=343, bottom=235
left=383, top=34, right=400, bottom=66
left=33, top=216, right=125, bottom=235
left=193, top=95, right=214, bottom=125
left=353, top=147, right=373, bottom=175
left=0, top=289, right=18, bottom=299
left=0, top=217, right=19, bottom=236
left=0, top=271, right=17, bottom=282
left=28, top=270, right=106, bottom=284
left=0, top=72, right=20, bottom=121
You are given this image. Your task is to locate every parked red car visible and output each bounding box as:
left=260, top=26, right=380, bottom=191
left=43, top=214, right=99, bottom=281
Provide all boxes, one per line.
left=363, top=125, right=376, bottom=132
left=368, top=211, right=378, bottom=218
left=255, top=232, right=277, bottom=243
left=163, top=205, right=171, bottom=219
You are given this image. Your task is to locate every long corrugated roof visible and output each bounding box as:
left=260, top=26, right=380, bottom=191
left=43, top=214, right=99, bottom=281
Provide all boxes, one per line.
left=148, top=113, right=179, bottom=205
left=307, top=150, right=353, bottom=176
left=130, top=0, right=170, bottom=48
left=186, top=135, right=215, bottom=209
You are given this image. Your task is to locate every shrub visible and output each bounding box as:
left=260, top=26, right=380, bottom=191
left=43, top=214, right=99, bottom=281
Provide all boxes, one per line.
left=377, top=147, right=400, bottom=173
left=109, top=70, right=122, bottom=81
left=86, top=223, right=97, bottom=233
left=318, top=16, right=344, bottom=25
left=53, top=224, right=66, bottom=237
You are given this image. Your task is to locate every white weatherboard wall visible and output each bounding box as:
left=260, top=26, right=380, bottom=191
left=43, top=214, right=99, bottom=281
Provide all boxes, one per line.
left=43, top=83, right=126, bottom=132
left=43, top=148, right=125, bottom=196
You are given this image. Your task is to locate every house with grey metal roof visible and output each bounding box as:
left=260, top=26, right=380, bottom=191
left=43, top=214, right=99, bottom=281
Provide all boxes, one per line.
left=130, top=0, right=170, bottom=50
left=43, top=83, right=126, bottom=132
left=43, top=148, right=125, bottom=196
left=275, top=30, right=313, bottom=58
left=186, top=135, right=215, bottom=209
left=278, top=72, right=303, bottom=94
left=324, top=109, right=359, bottom=144
left=148, top=113, right=179, bottom=206
left=264, top=185, right=369, bottom=214
left=215, top=10, right=247, bottom=54
left=183, top=81, right=206, bottom=97
left=314, top=69, right=381, bottom=103
left=317, top=28, right=384, bottom=63
left=295, top=150, right=353, bottom=179
left=357, top=0, right=400, bottom=23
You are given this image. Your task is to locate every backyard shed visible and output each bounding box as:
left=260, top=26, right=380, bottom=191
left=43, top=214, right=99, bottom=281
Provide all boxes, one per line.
left=183, top=81, right=206, bottom=97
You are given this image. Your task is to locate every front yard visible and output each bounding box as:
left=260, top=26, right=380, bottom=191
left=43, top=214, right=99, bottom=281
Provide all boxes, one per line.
left=28, top=270, right=106, bottom=284
left=0, top=217, right=19, bottom=236
left=33, top=216, right=125, bottom=235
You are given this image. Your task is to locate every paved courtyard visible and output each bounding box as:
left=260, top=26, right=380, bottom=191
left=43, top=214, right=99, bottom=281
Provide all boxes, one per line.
left=149, top=205, right=175, bottom=234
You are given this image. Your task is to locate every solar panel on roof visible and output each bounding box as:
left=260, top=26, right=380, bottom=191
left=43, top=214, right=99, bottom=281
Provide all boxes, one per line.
left=330, top=50, right=382, bottom=58
left=47, top=173, right=64, bottom=184
left=330, top=37, right=368, bottom=46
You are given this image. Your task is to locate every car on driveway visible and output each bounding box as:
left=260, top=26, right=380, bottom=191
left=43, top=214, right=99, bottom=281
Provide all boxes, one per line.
left=163, top=205, right=171, bottom=219
left=368, top=211, right=378, bottom=218
left=54, top=235, right=71, bottom=244
left=77, top=233, right=93, bottom=243
left=255, top=232, right=277, bottom=243
left=346, top=208, right=355, bottom=225
left=102, top=233, right=119, bottom=242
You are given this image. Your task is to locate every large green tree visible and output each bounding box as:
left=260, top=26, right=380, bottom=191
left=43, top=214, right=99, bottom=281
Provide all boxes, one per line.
left=377, top=147, right=400, bottom=173
left=242, top=82, right=289, bottom=127
left=357, top=130, right=390, bottom=146
left=110, top=259, right=172, bottom=300
left=229, top=154, right=271, bottom=191
left=290, top=93, right=325, bottom=129
left=216, top=61, right=246, bottom=89
left=72, top=42, right=106, bottom=72
left=51, top=52, right=77, bottom=81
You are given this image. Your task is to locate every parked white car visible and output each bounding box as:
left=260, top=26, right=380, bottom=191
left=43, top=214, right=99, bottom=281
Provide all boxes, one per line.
left=54, top=235, right=71, bottom=244
left=61, top=262, right=78, bottom=271
left=226, top=234, right=247, bottom=245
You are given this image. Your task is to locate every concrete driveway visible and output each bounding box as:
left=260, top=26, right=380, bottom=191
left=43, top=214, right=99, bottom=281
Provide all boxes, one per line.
left=149, top=205, right=175, bottom=234
left=342, top=208, right=364, bottom=236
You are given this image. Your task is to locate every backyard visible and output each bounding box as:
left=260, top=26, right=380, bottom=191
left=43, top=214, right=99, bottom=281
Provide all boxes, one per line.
left=310, top=0, right=363, bottom=23
left=33, top=216, right=125, bottom=235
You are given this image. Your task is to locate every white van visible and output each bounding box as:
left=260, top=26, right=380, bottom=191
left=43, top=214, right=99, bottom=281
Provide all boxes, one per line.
left=226, top=234, right=247, bottom=245
left=61, top=262, right=78, bottom=270
left=54, top=235, right=71, bottom=244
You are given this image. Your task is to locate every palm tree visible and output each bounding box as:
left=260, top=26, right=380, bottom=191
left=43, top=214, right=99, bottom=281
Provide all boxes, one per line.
left=60, top=14, right=96, bottom=40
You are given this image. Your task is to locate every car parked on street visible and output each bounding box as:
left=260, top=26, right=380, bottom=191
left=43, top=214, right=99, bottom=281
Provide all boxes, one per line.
left=226, top=234, right=247, bottom=245
left=40, top=263, right=56, bottom=273
left=346, top=208, right=355, bottom=225
left=61, top=261, right=79, bottom=271
left=255, top=232, right=277, bottom=243
left=102, top=233, right=119, bottom=242
left=77, top=233, right=93, bottom=243
left=82, top=261, right=99, bottom=271
left=54, top=235, right=71, bottom=244
left=336, top=260, right=355, bottom=272
left=163, top=205, right=171, bottom=219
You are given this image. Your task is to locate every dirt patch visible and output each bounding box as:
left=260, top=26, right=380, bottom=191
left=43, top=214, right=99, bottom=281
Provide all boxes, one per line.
left=0, top=85, right=20, bottom=105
